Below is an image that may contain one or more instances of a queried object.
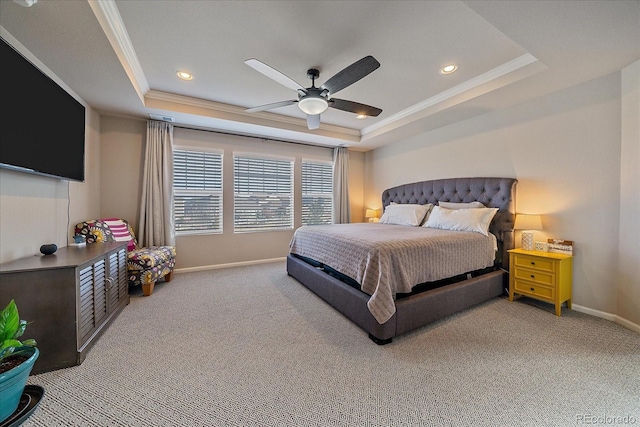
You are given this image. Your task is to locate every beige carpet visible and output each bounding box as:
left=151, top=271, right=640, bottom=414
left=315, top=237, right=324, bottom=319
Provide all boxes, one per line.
left=23, top=261, right=639, bottom=426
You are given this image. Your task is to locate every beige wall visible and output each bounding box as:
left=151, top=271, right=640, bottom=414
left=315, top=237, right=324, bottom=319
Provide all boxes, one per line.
left=365, top=71, right=633, bottom=323
left=0, top=107, right=101, bottom=264
left=619, top=60, right=640, bottom=326
left=98, top=122, right=364, bottom=270
left=0, top=169, right=69, bottom=262
left=69, top=108, right=102, bottom=235
left=99, top=116, right=147, bottom=233
left=348, top=150, right=365, bottom=223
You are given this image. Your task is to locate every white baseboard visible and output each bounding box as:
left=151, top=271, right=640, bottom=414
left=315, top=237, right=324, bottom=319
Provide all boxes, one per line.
left=174, top=257, right=286, bottom=274
left=614, top=316, right=640, bottom=334
left=572, top=304, right=640, bottom=334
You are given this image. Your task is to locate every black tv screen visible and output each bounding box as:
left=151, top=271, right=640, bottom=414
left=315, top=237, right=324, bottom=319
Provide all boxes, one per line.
left=0, top=37, right=85, bottom=182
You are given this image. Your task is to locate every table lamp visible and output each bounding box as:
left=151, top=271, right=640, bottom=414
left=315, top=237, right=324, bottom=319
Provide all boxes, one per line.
left=514, top=214, right=542, bottom=251
left=365, top=209, right=378, bottom=223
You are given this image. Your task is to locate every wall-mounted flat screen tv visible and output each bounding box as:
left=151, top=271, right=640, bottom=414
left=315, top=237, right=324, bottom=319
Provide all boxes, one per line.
left=0, top=37, right=85, bottom=182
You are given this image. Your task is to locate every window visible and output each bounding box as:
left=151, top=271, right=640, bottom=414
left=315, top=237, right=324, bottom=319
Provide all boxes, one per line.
left=173, top=148, right=223, bottom=235
left=234, top=154, right=293, bottom=232
left=301, top=160, right=333, bottom=225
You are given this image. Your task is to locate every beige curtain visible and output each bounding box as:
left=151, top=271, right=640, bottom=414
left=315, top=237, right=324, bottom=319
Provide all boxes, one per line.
left=138, top=121, right=175, bottom=247
left=332, top=146, right=350, bottom=223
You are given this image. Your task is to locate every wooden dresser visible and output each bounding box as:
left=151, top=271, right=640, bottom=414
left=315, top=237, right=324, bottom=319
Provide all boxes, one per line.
left=0, top=242, right=129, bottom=373
left=508, top=248, right=573, bottom=316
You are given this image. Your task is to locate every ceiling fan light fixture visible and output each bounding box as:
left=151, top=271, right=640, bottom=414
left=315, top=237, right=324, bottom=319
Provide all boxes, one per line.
left=244, top=57, right=382, bottom=128
left=298, top=97, right=328, bottom=115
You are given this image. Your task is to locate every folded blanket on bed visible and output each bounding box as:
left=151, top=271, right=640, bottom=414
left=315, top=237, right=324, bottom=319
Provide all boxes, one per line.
left=289, top=223, right=496, bottom=324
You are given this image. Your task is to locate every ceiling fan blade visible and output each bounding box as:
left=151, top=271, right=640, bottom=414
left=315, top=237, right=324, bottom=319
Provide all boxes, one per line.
left=329, top=98, right=382, bottom=117
left=245, top=58, right=305, bottom=91
left=245, top=99, right=297, bottom=113
left=306, top=114, right=320, bottom=130
left=320, top=56, right=380, bottom=95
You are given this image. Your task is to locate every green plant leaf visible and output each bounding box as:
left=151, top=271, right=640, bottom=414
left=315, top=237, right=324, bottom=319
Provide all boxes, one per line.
left=14, top=319, right=27, bottom=339
left=0, top=347, right=15, bottom=359
left=0, top=300, right=36, bottom=363
left=0, top=339, right=22, bottom=351
left=0, top=300, right=19, bottom=343
left=11, top=346, right=35, bottom=358
left=20, top=338, right=37, bottom=347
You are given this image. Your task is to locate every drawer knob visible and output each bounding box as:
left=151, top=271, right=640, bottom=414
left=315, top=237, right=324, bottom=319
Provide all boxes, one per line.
left=530, top=287, right=535, bottom=291
left=530, top=261, right=535, bottom=265
left=530, top=275, right=535, bottom=278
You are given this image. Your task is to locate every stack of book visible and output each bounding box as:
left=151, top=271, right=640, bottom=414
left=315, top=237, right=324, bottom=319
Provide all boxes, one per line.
left=547, top=239, right=573, bottom=255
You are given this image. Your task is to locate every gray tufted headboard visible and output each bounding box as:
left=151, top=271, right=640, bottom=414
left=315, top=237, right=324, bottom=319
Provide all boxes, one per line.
left=381, top=177, right=517, bottom=270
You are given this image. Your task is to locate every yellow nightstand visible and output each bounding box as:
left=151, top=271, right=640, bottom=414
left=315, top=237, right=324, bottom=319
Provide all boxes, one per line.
left=508, top=248, right=573, bottom=316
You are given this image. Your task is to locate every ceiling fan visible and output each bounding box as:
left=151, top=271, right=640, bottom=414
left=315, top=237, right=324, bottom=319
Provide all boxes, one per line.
left=244, top=56, right=382, bottom=130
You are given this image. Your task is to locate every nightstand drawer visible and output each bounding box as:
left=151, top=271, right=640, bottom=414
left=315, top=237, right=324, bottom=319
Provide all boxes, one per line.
left=512, top=267, right=555, bottom=286
left=514, top=280, right=554, bottom=300
left=513, top=255, right=555, bottom=273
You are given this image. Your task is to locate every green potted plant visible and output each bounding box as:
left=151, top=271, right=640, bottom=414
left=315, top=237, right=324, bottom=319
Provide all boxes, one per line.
left=0, top=299, right=39, bottom=423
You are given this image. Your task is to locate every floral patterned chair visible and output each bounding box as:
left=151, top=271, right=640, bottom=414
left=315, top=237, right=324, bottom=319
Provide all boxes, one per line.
left=74, top=218, right=176, bottom=296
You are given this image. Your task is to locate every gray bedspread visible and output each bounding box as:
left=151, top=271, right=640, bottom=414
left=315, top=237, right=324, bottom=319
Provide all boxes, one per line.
left=289, top=223, right=496, bottom=324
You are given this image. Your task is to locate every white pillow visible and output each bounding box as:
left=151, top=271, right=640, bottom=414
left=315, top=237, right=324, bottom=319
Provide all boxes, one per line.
left=380, top=203, right=433, bottom=227
left=424, top=206, right=498, bottom=236
left=438, top=201, right=485, bottom=209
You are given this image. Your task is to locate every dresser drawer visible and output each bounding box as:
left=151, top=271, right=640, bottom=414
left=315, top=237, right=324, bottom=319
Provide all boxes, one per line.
left=512, top=266, right=555, bottom=286
left=514, top=279, right=554, bottom=300
left=513, top=254, right=555, bottom=273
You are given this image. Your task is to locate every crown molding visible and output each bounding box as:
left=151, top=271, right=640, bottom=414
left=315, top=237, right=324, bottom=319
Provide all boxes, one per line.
left=145, top=90, right=360, bottom=139
left=88, top=1, right=360, bottom=142
left=88, top=0, right=149, bottom=104
left=361, top=53, right=543, bottom=139
left=87, top=1, right=545, bottom=149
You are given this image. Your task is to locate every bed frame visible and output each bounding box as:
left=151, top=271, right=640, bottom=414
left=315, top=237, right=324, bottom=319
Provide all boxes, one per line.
left=287, top=177, right=517, bottom=344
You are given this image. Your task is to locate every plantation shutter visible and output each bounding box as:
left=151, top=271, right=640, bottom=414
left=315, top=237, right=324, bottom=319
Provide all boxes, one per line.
left=173, top=148, right=223, bottom=234
left=234, top=154, right=294, bottom=232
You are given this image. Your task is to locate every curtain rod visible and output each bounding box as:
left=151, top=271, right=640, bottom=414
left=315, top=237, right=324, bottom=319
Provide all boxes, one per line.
left=172, top=124, right=337, bottom=151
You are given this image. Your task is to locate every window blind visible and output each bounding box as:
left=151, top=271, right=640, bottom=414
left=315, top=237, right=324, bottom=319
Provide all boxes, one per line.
left=301, top=160, right=333, bottom=225
left=234, top=155, right=293, bottom=232
left=173, top=148, right=223, bottom=234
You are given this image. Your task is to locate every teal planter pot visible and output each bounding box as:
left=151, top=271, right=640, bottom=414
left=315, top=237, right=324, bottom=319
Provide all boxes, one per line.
left=0, top=347, right=39, bottom=423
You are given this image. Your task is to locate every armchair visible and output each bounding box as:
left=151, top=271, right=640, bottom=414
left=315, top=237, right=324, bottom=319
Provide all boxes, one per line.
left=74, top=218, right=176, bottom=296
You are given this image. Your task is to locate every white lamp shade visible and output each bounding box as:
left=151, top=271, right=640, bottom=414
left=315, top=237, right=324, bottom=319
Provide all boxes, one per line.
left=514, top=214, right=543, bottom=231
left=298, top=97, right=328, bottom=115
left=365, top=208, right=379, bottom=223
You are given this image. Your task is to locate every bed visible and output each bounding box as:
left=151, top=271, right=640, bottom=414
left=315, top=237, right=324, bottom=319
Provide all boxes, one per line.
left=287, top=177, right=517, bottom=344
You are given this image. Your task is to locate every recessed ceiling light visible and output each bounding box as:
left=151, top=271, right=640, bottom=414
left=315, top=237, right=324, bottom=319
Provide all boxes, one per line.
left=176, top=71, right=194, bottom=81
left=356, top=114, right=367, bottom=120
left=440, top=64, right=458, bottom=75
left=13, top=0, right=38, bottom=6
